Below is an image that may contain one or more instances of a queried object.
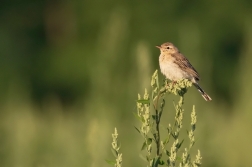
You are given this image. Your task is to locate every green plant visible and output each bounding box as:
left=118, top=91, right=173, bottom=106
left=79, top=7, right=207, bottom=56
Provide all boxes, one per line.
left=107, top=70, right=202, bottom=167
left=106, top=127, right=123, bottom=167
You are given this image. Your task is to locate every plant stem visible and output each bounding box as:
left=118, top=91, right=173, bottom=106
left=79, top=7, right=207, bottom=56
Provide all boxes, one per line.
left=155, top=107, right=160, bottom=157
left=153, top=90, right=163, bottom=160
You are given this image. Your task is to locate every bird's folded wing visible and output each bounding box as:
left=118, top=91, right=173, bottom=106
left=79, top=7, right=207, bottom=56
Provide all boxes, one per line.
left=172, top=53, right=200, bottom=81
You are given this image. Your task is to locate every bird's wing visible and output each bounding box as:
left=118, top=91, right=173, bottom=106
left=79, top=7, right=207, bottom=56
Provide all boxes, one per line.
left=172, top=53, right=200, bottom=81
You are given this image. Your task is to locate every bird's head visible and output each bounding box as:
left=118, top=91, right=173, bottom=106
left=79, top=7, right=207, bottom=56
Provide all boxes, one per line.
left=156, top=42, right=179, bottom=54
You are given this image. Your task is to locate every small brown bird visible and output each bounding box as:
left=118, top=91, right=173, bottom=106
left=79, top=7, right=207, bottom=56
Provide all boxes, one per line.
left=156, top=42, right=212, bottom=101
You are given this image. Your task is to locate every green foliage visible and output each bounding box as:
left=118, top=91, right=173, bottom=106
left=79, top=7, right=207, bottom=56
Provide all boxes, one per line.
left=107, top=128, right=122, bottom=167
left=108, top=70, right=202, bottom=167
left=2, top=1, right=252, bottom=166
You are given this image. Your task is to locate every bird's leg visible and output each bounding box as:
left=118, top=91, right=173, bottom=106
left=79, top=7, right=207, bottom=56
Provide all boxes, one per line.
left=171, top=80, right=177, bottom=87
left=165, top=80, right=177, bottom=87
left=164, top=79, right=177, bottom=88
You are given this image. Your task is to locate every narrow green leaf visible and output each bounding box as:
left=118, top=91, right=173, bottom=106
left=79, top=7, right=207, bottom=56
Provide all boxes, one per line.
left=158, top=159, right=165, bottom=165
left=139, top=154, right=148, bottom=162
left=176, top=139, right=184, bottom=149
left=111, top=148, right=118, bottom=157
left=134, top=126, right=141, bottom=134
left=141, top=141, right=147, bottom=150
left=153, top=156, right=164, bottom=166
left=137, top=99, right=150, bottom=104
left=163, top=137, right=170, bottom=145
left=151, top=157, right=156, bottom=167
left=147, top=138, right=152, bottom=145
left=132, top=112, right=143, bottom=122
left=105, top=159, right=116, bottom=165
left=165, top=150, right=170, bottom=156
left=192, top=124, right=196, bottom=131
left=171, top=132, right=178, bottom=140
left=167, top=127, right=171, bottom=134
left=171, top=133, right=175, bottom=139
left=156, top=73, right=159, bottom=89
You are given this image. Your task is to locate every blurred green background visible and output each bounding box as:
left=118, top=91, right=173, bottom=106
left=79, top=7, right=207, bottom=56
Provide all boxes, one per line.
left=1, top=0, right=252, bottom=166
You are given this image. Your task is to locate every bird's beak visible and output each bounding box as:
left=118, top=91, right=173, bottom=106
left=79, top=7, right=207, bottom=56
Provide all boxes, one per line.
left=155, top=45, right=161, bottom=49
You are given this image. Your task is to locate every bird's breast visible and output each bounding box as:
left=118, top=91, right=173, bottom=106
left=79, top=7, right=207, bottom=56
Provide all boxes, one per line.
left=159, top=54, right=191, bottom=81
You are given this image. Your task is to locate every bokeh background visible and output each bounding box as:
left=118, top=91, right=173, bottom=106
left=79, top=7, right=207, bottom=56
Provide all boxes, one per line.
left=1, top=0, right=252, bottom=166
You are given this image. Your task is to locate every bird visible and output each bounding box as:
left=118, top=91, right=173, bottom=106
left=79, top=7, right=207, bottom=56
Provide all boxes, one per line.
left=156, top=42, right=212, bottom=101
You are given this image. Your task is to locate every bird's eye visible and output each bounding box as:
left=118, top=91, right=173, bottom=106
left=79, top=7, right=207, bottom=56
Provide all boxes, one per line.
left=166, top=47, right=170, bottom=49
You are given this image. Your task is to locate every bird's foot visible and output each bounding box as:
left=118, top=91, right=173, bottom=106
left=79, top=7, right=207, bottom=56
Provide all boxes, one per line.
left=171, top=81, right=177, bottom=87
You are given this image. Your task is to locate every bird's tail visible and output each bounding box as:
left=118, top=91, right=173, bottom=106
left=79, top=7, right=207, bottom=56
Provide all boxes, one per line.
left=193, top=83, right=212, bottom=101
